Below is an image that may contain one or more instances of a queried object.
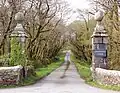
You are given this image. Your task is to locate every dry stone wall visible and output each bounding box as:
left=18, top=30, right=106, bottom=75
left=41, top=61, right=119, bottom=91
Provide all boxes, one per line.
left=0, top=65, right=23, bottom=85
left=95, top=68, right=120, bottom=85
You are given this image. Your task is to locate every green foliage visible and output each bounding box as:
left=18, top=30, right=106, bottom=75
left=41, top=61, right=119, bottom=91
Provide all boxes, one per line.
left=103, top=3, right=120, bottom=70
left=0, top=54, right=9, bottom=66
left=69, top=19, right=95, bottom=62
left=10, top=38, right=26, bottom=66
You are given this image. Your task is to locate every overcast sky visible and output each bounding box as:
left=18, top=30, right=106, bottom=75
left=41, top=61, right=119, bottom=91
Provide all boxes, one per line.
left=65, top=0, right=90, bottom=23
left=66, top=0, right=90, bottom=9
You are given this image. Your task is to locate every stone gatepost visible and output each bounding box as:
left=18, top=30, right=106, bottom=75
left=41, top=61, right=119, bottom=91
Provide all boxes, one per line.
left=10, top=12, right=28, bottom=78
left=91, top=10, right=108, bottom=79
left=11, top=12, right=27, bottom=49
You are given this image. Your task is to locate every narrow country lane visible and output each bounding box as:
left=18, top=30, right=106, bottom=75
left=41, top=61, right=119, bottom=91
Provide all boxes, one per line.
left=0, top=63, right=119, bottom=93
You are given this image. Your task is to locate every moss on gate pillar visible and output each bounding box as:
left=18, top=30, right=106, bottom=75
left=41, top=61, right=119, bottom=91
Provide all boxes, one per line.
left=91, top=10, right=108, bottom=79
left=10, top=12, right=27, bottom=66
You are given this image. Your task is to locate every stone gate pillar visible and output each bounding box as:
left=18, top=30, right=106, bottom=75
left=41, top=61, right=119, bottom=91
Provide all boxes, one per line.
left=91, top=11, right=108, bottom=78
left=10, top=12, right=27, bottom=52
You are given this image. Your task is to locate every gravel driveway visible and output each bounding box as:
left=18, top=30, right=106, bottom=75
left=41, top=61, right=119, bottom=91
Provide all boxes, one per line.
left=0, top=63, right=119, bottom=93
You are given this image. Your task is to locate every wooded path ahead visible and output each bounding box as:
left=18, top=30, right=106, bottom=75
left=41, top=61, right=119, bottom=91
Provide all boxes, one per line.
left=0, top=63, right=119, bottom=93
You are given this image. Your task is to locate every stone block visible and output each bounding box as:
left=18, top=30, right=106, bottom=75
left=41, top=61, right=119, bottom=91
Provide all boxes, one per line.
left=95, top=68, right=120, bottom=85
left=0, top=65, right=23, bottom=85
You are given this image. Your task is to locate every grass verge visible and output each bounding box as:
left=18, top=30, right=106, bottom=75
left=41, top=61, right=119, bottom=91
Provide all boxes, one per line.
left=73, top=57, right=92, bottom=82
left=73, top=57, right=120, bottom=91
left=0, top=56, right=64, bottom=88
left=22, top=58, right=64, bottom=86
